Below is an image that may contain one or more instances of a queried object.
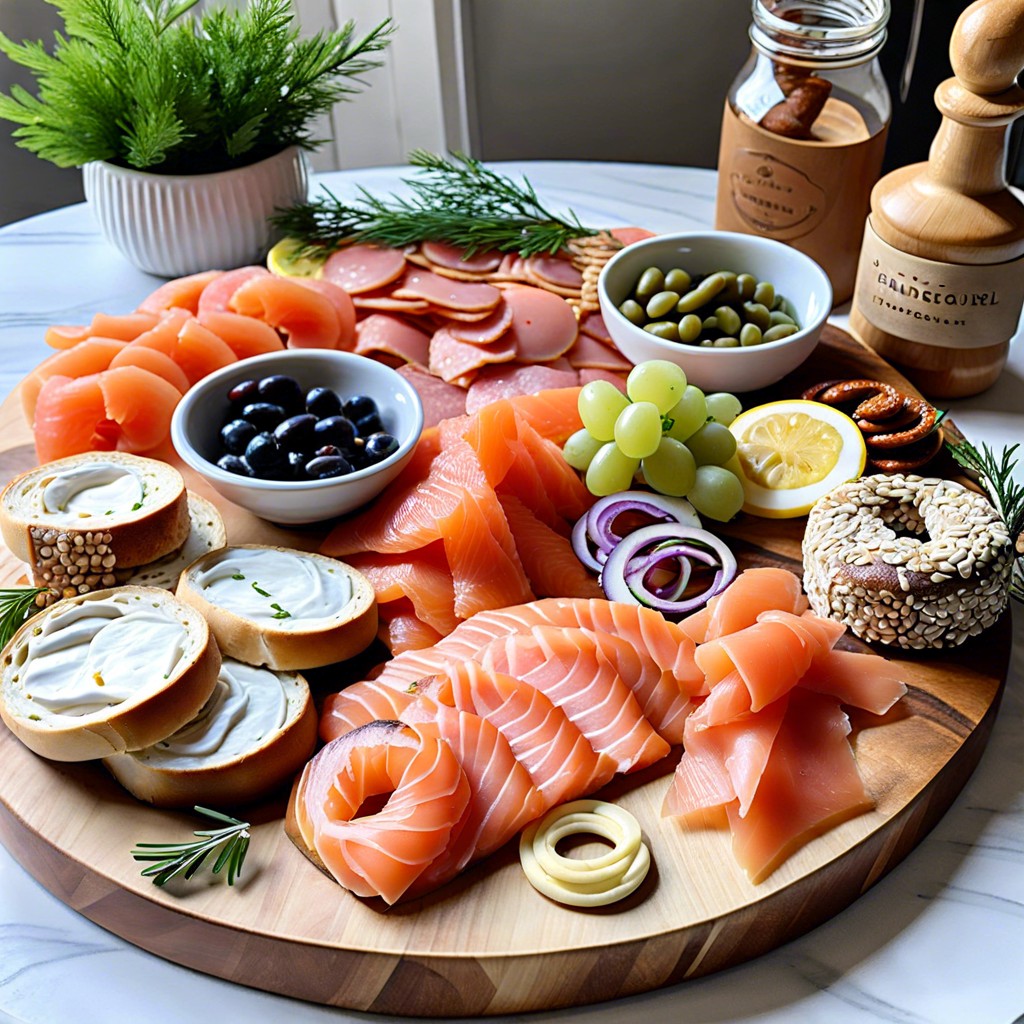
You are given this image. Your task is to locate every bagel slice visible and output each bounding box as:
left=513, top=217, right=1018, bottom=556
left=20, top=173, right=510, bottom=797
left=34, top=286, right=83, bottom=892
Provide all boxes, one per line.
left=104, top=657, right=317, bottom=807
left=176, top=545, right=377, bottom=670
left=0, top=586, right=220, bottom=762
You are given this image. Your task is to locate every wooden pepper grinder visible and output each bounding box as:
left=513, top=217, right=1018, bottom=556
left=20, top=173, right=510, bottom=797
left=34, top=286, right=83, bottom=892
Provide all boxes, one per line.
left=849, top=0, right=1024, bottom=399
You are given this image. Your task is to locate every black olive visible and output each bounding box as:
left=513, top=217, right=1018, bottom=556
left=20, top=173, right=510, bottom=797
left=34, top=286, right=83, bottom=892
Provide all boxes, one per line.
left=286, top=450, right=309, bottom=479
left=220, top=418, right=258, bottom=456
left=216, top=454, right=252, bottom=476
left=313, top=415, right=357, bottom=451
left=241, top=401, right=286, bottom=431
left=362, top=432, right=400, bottom=465
left=305, top=454, right=354, bottom=480
left=257, top=374, right=304, bottom=412
left=343, top=394, right=378, bottom=422
left=306, top=386, right=342, bottom=419
left=273, top=413, right=318, bottom=453
left=244, top=432, right=286, bottom=476
left=354, top=411, right=384, bottom=437
left=228, top=379, right=259, bottom=406
left=314, top=444, right=342, bottom=458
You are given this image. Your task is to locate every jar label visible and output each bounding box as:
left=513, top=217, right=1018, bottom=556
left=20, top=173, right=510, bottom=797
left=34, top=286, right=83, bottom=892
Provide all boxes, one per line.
left=723, top=149, right=828, bottom=239
left=853, top=222, right=1024, bottom=349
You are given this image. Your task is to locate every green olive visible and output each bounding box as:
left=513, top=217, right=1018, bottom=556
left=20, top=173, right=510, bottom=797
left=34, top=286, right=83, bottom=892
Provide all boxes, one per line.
left=634, top=267, right=665, bottom=302
left=714, top=305, right=742, bottom=336
left=736, top=273, right=757, bottom=301
left=677, top=313, right=703, bottom=343
left=619, top=298, right=646, bottom=326
left=664, top=268, right=692, bottom=293
left=713, top=336, right=740, bottom=347
left=769, top=309, right=796, bottom=327
left=646, top=290, right=681, bottom=319
left=644, top=321, right=680, bottom=340
left=739, top=323, right=763, bottom=346
left=742, top=301, right=771, bottom=330
left=753, top=280, right=775, bottom=307
left=762, top=323, right=800, bottom=342
left=701, top=315, right=719, bottom=331
left=676, top=272, right=728, bottom=312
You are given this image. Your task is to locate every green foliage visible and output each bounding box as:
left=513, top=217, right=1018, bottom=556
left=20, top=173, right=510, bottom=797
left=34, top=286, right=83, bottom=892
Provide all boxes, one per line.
left=0, top=0, right=393, bottom=173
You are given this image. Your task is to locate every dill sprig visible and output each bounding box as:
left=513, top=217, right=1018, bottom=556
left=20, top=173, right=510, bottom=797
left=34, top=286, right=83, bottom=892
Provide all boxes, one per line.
left=132, top=806, right=250, bottom=887
left=271, top=149, right=605, bottom=258
left=0, top=0, right=393, bottom=173
left=948, top=438, right=1024, bottom=601
left=0, top=587, right=46, bottom=649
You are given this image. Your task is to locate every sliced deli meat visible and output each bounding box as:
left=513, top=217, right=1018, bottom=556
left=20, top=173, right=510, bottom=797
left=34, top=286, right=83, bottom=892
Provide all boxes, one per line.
left=465, top=364, right=580, bottom=414
left=447, top=301, right=514, bottom=345
left=428, top=326, right=518, bottom=384
left=566, top=331, right=632, bottom=371
left=579, top=311, right=613, bottom=345
left=524, top=255, right=584, bottom=292
left=420, top=241, right=503, bottom=275
left=502, top=285, right=579, bottom=363
left=393, top=269, right=502, bottom=313
left=321, top=243, right=408, bottom=295
left=396, top=364, right=468, bottom=427
left=356, top=314, right=431, bottom=367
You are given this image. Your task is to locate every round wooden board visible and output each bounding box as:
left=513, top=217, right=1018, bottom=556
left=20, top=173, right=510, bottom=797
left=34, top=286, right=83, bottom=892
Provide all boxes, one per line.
left=0, top=326, right=1011, bottom=1018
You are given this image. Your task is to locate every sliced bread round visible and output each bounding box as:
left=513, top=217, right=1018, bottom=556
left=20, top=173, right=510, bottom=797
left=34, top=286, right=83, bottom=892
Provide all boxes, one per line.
left=104, top=657, right=317, bottom=807
left=1, top=452, right=190, bottom=598
left=176, top=544, right=377, bottom=670
left=0, top=586, right=220, bottom=762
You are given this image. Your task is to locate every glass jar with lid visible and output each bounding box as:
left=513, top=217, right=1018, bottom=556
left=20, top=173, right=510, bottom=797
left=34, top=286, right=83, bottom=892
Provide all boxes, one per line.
left=714, top=0, right=892, bottom=304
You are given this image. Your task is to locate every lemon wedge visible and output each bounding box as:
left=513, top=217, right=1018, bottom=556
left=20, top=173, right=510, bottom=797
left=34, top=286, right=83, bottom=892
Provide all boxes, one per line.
left=267, top=237, right=326, bottom=278
left=727, top=399, right=866, bottom=518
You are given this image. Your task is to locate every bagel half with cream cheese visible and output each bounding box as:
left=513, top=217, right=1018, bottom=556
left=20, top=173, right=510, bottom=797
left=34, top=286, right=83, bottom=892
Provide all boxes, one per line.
left=104, top=657, right=317, bottom=807
left=0, top=452, right=190, bottom=601
left=176, top=545, right=377, bottom=670
left=0, top=586, right=220, bottom=762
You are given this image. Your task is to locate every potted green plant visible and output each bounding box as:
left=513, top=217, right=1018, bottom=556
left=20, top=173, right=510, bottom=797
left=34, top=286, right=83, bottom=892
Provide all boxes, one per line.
left=0, top=0, right=392, bottom=276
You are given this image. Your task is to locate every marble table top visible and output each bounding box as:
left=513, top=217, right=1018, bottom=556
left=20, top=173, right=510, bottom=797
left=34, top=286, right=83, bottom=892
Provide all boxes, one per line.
left=0, top=162, right=1021, bottom=1024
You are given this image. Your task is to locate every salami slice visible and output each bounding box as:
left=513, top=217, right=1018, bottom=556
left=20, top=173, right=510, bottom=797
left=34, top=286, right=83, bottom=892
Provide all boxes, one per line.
left=321, top=244, right=407, bottom=295
left=447, top=301, right=514, bottom=345
left=428, top=325, right=518, bottom=383
left=393, top=269, right=502, bottom=313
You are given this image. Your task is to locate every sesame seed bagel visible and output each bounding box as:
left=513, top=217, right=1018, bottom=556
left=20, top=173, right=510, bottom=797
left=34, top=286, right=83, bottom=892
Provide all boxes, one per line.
left=802, top=473, right=1014, bottom=649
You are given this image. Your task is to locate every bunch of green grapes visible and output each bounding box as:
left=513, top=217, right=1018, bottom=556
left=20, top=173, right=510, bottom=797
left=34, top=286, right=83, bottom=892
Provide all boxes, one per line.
left=563, top=360, right=745, bottom=522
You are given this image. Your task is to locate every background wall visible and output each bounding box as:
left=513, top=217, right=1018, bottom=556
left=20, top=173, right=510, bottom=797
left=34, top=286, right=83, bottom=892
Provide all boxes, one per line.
left=2, top=0, right=1020, bottom=229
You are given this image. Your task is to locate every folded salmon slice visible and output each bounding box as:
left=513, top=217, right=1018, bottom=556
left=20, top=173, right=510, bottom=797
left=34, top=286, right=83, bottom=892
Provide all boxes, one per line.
left=320, top=679, right=417, bottom=741
left=293, top=720, right=471, bottom=905
left=137, top=269, right=225, bottom=315
left=21, top=337, right=128, bottom=425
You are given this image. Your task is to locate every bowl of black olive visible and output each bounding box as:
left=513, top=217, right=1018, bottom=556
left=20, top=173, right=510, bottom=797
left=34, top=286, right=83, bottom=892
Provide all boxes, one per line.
left=170, top=350, right=424, bottom=524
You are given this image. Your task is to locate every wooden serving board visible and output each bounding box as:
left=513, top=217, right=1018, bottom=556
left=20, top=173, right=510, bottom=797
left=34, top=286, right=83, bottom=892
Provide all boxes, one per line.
left=0, top=326, right=1011, bottom=1018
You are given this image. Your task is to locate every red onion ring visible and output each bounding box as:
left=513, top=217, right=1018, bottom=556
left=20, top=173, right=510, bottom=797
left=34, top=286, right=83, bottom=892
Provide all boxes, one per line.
left=600, top=524, right=737, bottom=615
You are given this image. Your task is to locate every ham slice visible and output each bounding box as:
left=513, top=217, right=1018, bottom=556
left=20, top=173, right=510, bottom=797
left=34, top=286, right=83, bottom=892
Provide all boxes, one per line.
left=466, top=364, right=580, bottom=414
left=354, top=291, right=431, bottom=314
left=428, top=326, right=517, bottom=384
left=502, top=286, right=579, bottom=363
left=393, top=269, right=502, bottom=313
left=566, top=331, right=632, bottom=371
left=356, top=314, right=431, bottom=367
left=579, top=311, right=613, bottom=345
left=524, top=255, right=584, bottom=291
left=397, top=364, right=468, bottom=426
left=321, top=243, right=407, bottom=294
left=420, top=241, right=503, bottom=274
left=448, top=301, right=514, bottom=345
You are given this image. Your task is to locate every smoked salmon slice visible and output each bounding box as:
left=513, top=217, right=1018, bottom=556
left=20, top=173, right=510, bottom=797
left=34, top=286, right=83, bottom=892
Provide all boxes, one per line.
left=108, top=345, right=191, bottom=394
left=230, top=274, right=343, bottom=349
left=136, top=269, right=224, bottom=315
left=44, top=312, right=160, bottom=350
left=293, top=720, right=471, bottom=905
left=21, top=337, right=128, bottom=425
left=197, top=310, right=286, bottom=359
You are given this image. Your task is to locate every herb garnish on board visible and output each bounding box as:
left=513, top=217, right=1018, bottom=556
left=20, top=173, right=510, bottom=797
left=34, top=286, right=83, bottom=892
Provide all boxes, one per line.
left=0, top=587, right=46, bottom=649
left=132, top=806, right=250, bottom=886
left=272, top=150, right=607, bottom=259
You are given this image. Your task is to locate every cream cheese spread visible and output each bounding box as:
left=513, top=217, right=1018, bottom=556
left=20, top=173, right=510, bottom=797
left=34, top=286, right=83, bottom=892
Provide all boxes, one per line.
left=16, top=593, right=187, bottom=716
left=41, top=463, right=144, bottom=520
left=138, top=659, right=289, bottom=768
left=192, top=548, right=353, bottom=631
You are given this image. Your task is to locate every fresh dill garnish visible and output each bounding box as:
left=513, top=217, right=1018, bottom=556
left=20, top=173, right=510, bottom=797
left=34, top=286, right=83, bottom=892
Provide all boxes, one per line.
left=131, top=806, right=250, bottom=887
left=270, top=602, right=291, bottom=620
left=251, top=581, right=270, bottom=597
left=0, top=587, right=46, bottom=648
left=131, top=502, right=143, bottom=511
left=271, top=149, right=606, bottom=259
left=231, top=573, right=246, bottom=581
left=0, top=0, right=393, bottom=174
left=947, top=438, right=1024, bottom=601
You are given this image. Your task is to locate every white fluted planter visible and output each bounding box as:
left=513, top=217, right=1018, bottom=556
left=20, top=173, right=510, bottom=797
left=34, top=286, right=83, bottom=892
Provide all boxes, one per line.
left=82, top=146, right=309, bottom=277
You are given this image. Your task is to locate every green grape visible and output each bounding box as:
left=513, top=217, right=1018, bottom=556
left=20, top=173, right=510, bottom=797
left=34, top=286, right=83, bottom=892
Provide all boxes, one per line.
left=562, top=428, right=604, bottom=471
left=625, top=359, right=687, bottom=413
left=585, top=443, right=641, bottom=496
left=578, top=380, right=629, bottom=441
left=613, top=400, right=663, bottom=459
left=687, top=465, right=745, bottom=522
left=685, top=421, right=738, bottom=466
left=664, top=385, right=708, bottom=443
left=641, top=436, right=697, bottom=497
left=704, top=392, right=743, bottom=427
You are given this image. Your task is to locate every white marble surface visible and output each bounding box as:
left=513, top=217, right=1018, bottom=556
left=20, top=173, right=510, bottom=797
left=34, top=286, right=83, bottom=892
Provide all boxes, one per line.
left=0, top=163, right=1021, bottom=1024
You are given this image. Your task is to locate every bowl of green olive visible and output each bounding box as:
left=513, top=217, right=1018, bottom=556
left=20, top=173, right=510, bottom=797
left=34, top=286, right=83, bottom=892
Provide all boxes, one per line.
left=598, top=231, right=832, bottom=393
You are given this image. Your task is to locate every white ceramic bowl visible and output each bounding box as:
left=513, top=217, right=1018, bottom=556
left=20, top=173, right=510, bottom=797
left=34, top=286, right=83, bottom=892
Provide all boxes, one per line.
left=598, top=231, right=832, bottom=393
left=171, top=350, right=424, bottom=525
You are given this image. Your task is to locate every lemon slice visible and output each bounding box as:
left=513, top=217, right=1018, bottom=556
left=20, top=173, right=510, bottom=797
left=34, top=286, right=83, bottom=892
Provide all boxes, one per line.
left=727, top=399, right=866, bottom=518
left=267, top=237, right=326, bottom=278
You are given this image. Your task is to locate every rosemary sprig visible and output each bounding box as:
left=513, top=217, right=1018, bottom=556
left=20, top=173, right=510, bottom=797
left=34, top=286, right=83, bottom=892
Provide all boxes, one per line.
left=271, top=149, right=605, bottom=258
left=132, top=806, right=250, bottom=887
left=947, top=438, right=1024, bottom=601
left=0, top=587, right=46, bottom=649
